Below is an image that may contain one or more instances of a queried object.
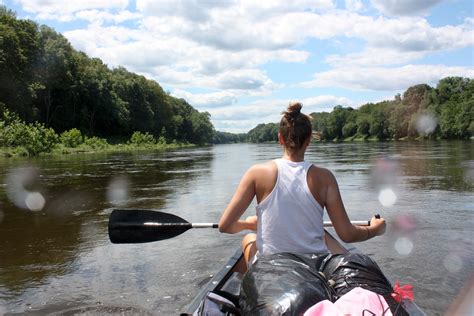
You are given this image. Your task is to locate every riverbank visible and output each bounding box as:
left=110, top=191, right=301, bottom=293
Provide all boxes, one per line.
left=0, top=142, right=195, bottom=158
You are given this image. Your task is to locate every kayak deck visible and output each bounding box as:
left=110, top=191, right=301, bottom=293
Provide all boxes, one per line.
left=181, top=229, right=425, bottom=315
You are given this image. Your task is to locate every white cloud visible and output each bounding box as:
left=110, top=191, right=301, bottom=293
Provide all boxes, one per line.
left=353, top=16, right=474, bottom=52
left=371, top=0, right=444, bottom=16
left=137, top=0, right=336, bottom=20
left=301, top=64, right=474, bottom=91
left=136, top=0, right=234, bottom=22
left=209, top=99, right=289, bottom=132
left=325, top=47, right=426, bottom=67
left=13, top=0, right=473, bottom=132
left=63, top=3, right=472, bottom=68
left=15, top=0, right=129, bottom=21
left=171, top=89, right=238, bottom=108
left=301, top=95, right=356, bottom=112
left=207, top=95, right=356, bottom=132
left=64, top=22, right=300, bottom=91
left=75, top=9, right=140, bottom=25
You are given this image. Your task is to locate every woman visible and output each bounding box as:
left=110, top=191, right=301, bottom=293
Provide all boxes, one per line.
left=219, top=102, right=386, bottom=265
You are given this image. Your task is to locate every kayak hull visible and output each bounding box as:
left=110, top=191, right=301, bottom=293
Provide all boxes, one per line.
left=181, top=229, right=425, bottom=315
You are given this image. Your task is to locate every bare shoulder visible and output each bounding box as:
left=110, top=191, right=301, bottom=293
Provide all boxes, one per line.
left=248, top=160, right=277, bottom=174
left=308, top=165, right=336, bottom=182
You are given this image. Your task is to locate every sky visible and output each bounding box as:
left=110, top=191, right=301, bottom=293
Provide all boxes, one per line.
left=3, top=0, right=474, bottom=133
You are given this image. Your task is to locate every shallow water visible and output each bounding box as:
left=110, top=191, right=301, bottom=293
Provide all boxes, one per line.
left=0, top=142, right=472, bottom=315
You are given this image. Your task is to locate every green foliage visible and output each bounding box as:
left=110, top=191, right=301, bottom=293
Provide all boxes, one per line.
left=84, top=136, right=108, bottom=149
left=0, top=10, right=215, bottom=145
left=128, top=131, right=156, bottom=145
left=212, top=131, right=247, bottom=144
left=439, top=99, right=474, bottom=138
left=356, top=115, right=370, bottom=137
left=247, top=123, right=279, bottom=143
left=342, top=121, right=357, bottom=138
left=60, top=128, right=83, bottom=147
left=0, top=8, right=472, bottom=146
left=305, top=78, right=473, bottom=141
left=0, top=109, right=58, bottom=155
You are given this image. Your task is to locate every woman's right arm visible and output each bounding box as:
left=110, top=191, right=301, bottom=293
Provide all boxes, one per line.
left=219, top=167, right=258, bottom=234
left=324, top=170, right=386, bottom=243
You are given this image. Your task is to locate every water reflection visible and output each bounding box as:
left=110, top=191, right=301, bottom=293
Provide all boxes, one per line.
left=0, top=142, right=472, bottom=315
left=397, top=141, right=473, bottom=192
left=0, top=148, right=214, bottom=309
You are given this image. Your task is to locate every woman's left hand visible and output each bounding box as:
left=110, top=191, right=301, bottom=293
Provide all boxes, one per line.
left=245, top=215, right=258, bottom=231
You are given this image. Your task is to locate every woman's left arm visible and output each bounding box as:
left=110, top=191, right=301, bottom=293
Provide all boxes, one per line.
left=219, top=167, right=257, bottom=234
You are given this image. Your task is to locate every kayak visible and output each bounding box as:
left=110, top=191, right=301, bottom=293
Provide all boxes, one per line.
left=180, top=229, right=426, bottom=315
left=106, top=209, right=425, bottom=315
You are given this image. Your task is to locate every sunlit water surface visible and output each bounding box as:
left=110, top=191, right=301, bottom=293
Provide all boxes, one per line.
left=0, top=142, right=472, bottom=315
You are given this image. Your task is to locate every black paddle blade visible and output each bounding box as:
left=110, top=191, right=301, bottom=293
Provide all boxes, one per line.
left=108, top=209, right=192, bottom=244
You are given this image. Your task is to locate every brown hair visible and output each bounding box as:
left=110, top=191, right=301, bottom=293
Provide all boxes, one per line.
left=279, top=102, right=312, bottom=152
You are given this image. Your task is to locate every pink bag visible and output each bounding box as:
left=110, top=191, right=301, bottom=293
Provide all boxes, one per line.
left=304, top=287, right=392, bottom=316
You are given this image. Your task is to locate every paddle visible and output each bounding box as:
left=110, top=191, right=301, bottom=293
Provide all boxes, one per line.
left=108, top=208, right=376, bottom=244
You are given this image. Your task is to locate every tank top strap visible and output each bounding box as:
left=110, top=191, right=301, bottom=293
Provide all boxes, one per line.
left=302, top=160, right=313, bottom=173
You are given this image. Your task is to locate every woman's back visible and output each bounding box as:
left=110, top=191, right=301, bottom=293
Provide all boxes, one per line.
left=218, top=102, right=386, bottom=266
left=256, top=159, right=327, bottom=254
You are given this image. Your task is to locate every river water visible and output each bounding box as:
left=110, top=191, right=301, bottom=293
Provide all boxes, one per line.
left=0, top=142, right=472, bottom=315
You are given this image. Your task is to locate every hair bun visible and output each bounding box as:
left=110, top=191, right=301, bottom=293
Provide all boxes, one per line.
left=287, top=102, right=302, bottom=115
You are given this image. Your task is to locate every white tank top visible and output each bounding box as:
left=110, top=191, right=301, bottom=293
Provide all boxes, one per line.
left=255, top=159, right=328, bottom=255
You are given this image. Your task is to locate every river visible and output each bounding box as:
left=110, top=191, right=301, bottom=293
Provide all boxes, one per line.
left=0, top=142, right=472, bottom=315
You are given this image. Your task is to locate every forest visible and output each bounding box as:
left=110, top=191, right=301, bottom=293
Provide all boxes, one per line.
left=248, top=78, right=473, bottom=142
left=0, top=7, right=214, bottom=149
left=1, top=6, right=472, bottom=157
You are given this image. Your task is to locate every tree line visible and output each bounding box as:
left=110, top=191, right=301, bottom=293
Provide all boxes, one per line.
left=246, top=77, right=473, bottom=142
left=0, top=6, right=214, bottom=147
left=1, top=6, right=472, bottom=156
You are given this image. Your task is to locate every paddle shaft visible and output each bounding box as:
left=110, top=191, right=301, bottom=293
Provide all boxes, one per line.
left=108, top=209, right=376, bottom=244
left=141, top=221, right=370, bottom=228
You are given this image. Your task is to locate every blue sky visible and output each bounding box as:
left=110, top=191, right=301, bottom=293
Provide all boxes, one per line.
left=3, top=0, right=473, bottom=132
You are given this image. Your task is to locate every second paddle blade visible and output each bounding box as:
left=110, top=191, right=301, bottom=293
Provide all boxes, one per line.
left=108, top=209, right=192, bottom=244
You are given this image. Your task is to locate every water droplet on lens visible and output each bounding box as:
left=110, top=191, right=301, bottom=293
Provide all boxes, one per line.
left=394, top=237, right=413, bottom=255
left=25, top=192, right=45, bottom=211
left=378, top=188, right=397, bottom=207
left=416, top=113, right=437, bottom=135
left=463, top=161, right=474, bottom=185
left=107, top=176, right=130, bottom=206
left=394, top=213, right=417, bottom=233
left=6, top=167, right=40, bottom=209
left=443, top=254, right=463, bottom=273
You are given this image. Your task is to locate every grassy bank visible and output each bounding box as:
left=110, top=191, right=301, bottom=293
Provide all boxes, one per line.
left=0, top=142, right=195, bottom=158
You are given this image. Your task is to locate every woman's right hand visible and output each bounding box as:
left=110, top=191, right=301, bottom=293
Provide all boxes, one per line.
left=370, top=216, right=387, bottom=236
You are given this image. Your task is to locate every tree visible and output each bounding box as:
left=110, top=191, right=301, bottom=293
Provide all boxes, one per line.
left=33, top=25, right=75, bottom=128
left=0, top=6, right=40, bottom=120
left=369, top=103, right=390, bottom=140
left=247, top=123, right=278, bottom=143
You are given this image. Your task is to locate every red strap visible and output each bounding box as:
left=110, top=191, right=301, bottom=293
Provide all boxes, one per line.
left=391, top=280, right=414, bottom=303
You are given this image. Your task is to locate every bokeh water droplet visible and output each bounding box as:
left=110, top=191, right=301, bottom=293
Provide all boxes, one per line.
left=462, top=161, right=474, bottom=186
left=371, top=157, right=400, bottom=205
left=394, top=237, right=413, bottom=255
left=25, top=192, right=45, bottom=211
left=378, top=188, right=397, bottom=207
left=416, top=113, right=437, bottom=135
left=443, top=253, right=463, bottom=273
left=6, top=167, right=46, bottom=211
left=393, top=213, right=417, bottom=233
left=107, top=176, right=130, bottom=206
